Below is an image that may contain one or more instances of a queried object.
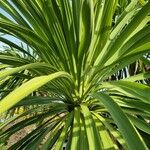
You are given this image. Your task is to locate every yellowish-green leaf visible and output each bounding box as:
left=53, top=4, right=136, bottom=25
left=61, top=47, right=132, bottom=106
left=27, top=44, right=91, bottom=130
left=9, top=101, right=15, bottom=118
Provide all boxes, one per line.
left=0, top=71, right=71, bottom=114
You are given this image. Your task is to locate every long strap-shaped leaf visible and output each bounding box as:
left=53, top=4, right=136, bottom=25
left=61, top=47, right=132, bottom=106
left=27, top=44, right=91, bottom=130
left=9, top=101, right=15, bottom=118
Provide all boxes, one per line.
left=94, top=1, right=150, bottom=67
left=92, top=112, right=127, bottom=149
left=81, top=104, right=102, bottom=150
left=70, top=107, right=81, bottom=150
left=102, top=81, right=150, bottom=104
left=92, top=115, right=115, bottom=149
left=55, top=112, right=73, bottom=149
left=0, top=71, right=71, bottom=114
left=0, top=54, right=32, bottom=65
left=122, top=72, right=150, bottom=82
left=93, top=92, right=148, bottom=150
left=0, top=62, right=56, bottom=80
left=128, top=115, right=150, bottom=135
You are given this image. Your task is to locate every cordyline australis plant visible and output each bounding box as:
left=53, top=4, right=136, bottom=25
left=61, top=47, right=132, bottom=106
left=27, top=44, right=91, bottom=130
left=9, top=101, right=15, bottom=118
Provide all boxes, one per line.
left=0, top=0, right=150, bottom=149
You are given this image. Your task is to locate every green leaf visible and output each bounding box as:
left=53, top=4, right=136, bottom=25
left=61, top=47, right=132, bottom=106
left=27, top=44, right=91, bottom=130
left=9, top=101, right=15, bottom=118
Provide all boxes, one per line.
left=70, top=107, right=81, bottom=150
left=78, top=115, right=89, bottom=150
left=55, top=112, right=73, bottom=149
left=102, top=81, right=150, bottom=104
left=80, top=104, right=101, bottom=150
left=0, top=62, right=56, bottom=80
left=122, top=72, right=150, bottom=82
left=92, top=112, right=127, bottom=149
left=128, top=115, right=150, bottom=135
left=95, top=1, right=150, bottom=66
left=93, top=92, right=148, bottom=150
left=92, top=115, right=115, bottom=150
left=42, top=127, right=63, bottom=150
left=13, top=96, right=64, bottom=107
left=25, top=119, right=63, bottom=150
left=0, top=72, right=71, bottom=114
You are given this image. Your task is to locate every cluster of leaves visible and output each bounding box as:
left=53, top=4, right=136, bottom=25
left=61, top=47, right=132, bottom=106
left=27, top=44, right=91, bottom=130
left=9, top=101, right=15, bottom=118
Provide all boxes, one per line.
left=0, top=0, right=150, bottom=149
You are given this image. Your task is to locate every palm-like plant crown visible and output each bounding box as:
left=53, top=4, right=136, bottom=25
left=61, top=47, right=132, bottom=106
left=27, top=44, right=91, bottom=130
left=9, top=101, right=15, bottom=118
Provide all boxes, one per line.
left=0, top=0, right=150, bottom=149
